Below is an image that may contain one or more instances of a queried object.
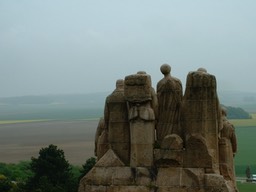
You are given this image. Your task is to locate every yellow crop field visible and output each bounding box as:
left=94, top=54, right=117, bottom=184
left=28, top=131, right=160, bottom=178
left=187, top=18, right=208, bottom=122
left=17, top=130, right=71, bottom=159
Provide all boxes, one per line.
left=0, top=119, right=50, bottom=125
left=230, top=113, right=256, bottom=127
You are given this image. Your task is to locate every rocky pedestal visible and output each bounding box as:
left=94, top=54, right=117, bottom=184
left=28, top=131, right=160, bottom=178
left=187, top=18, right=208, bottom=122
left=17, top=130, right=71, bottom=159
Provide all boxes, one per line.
left=79, top=149, right=233, bottom=192
left=79, top=65, right=238, bottom=192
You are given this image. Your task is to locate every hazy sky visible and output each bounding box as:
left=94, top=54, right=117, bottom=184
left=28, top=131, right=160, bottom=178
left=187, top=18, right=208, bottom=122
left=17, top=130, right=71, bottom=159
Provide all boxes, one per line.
left=0, top=0, right=255, bottom=97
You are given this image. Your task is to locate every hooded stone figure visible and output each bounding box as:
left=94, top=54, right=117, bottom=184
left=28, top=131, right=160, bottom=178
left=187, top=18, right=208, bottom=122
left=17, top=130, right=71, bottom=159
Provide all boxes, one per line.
left=124, top=71, right=158, bottom=167
left=219, top=107, right=238, bottom=190
left=181, top=68, right=222, bottom=174
left=156, top=64, right=183, bottom=145
left=104, top=79, right=130, bottom=165
left=94, top=117, right=109, bottom=160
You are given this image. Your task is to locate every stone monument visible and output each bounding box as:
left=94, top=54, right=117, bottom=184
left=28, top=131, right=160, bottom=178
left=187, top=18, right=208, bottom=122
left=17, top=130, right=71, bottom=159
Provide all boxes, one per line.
left=78, top=64, right=239, bottom=192
left=219, top=107, right=238, bottom=191
left=124, top=71, right=158, bottom=167
left=181, top=68, right=222, bottom=174
left=94, top=117, right=108, bottom=160
left=103, top=79, right=130, bottom=165
left=156, top=64, right=183, bottom=147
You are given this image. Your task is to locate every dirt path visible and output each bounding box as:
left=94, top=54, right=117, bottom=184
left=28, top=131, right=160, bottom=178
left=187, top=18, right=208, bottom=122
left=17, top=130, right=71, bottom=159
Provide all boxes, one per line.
left=0, top=120, right=98, bottom=165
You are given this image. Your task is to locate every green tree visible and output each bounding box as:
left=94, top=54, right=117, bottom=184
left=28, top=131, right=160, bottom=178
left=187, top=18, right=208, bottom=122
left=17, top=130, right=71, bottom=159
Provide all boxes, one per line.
left=0, top=175, right=12, bottom=192
left=25, top=144, right=76, bottom=192
left=246, top=166, right=252, bottom=179
left=223, top=105, right=252, bottom=119
left=79, top=157, right=96, bottom=180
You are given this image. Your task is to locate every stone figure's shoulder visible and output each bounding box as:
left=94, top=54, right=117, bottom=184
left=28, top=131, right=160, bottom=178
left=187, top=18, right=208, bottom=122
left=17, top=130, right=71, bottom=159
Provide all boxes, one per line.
left=172, top=77, right=182, bottom=86
left=106, top=90, right=125, bottom=103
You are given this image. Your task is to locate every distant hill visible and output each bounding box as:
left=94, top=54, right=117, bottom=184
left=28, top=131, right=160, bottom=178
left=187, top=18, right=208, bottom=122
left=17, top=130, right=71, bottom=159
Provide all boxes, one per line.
left=218, top=91, right=256, bottom=113
left=0, top=90, right=255, bottom=120
left=221, top=105, right=252, bottom=119
left=0, top=93, right=109, bottom=120
left=0, top=92, right=109, bottom=108
left=1, top=90, right=255, bottom=110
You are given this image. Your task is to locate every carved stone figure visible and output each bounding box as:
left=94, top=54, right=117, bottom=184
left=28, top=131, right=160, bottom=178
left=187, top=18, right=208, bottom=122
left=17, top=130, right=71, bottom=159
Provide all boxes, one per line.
left=79, top=66, right=239, bottom=192
left=181, top=68, right=222, bottom=173
left=156, top=64, right=183, bottom=145
left=94, top=117, right=109, bottom=160
left=104, top=79, right=130, bottom=165
left=124, top=71, right=158, bottom=167
left=219, top=107, right=238, bottom=190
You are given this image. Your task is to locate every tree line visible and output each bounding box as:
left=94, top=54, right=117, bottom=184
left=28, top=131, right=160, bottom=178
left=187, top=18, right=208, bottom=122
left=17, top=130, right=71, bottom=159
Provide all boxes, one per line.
left=0, top=144, right=96, bottom=192
left=223, top=105, right=251, bottom=119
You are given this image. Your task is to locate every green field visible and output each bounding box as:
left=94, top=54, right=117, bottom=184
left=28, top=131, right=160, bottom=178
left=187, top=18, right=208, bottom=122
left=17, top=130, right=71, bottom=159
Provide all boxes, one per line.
left=230, top=115, right=256, bottom=176
left=237, top=182, right=256, bottom=191
left=0, top=105, right=103, bottom=120
left=230, top=114, right=256, bottom=191
left=0, top=106, right=255, bottom=191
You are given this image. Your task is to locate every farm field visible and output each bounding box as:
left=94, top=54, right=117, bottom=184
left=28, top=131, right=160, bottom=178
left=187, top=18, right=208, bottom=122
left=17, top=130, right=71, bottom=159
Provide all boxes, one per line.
left=0, top=119, right=98, bottom=165
left=230, top=115, right=256, bottom=191
left=0, top=113, right=256, bottom=191
left=230, top=116, right=256, bottom=177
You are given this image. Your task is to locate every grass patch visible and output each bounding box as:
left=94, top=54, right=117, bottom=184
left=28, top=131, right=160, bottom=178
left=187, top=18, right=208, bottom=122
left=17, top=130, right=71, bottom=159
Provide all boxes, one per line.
left=232, top=114, right=256, bottom=177
left=237, top=181, right=256, bottom=192
left=230, top=118, right=256, bottom=127
left=230, top=113, right=256, bottom=127
left=235, top=125, right=256, bottom=177
left=251, top=113, right=256, bottom=119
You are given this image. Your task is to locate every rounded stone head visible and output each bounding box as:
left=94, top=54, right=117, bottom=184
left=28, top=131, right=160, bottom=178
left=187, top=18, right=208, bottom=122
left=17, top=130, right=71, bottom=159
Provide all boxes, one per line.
left=137, top=71, right=147, bottom=75
left=116, top=79, right=124, bottom=89
left=221, top=107, right=227, bottom=116
left=197, top=68, right=207, bottom=73
left=160, top=64, right=171, bottom=75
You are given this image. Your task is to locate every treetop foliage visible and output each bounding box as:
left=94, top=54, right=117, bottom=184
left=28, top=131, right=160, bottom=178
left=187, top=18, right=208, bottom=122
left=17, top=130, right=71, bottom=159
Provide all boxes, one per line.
left=224, top=105, right=252, bottom=119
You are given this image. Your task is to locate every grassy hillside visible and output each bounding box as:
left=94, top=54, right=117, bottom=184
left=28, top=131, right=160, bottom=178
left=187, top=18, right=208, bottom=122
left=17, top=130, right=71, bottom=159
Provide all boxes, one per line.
left=0, top=93, right=107, bottom=120
left=219, top=91, right=256, bottom=113
left=0, top=105, right=103, bottom=120
left=231, top=115, right=256, bottom=178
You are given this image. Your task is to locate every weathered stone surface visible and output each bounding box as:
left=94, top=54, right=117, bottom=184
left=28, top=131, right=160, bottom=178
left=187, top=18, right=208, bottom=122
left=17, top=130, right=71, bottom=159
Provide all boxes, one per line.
left=156, top=167, right=181, bottom=186
left=112, top=167, right=134, bottom=185
left=130, top=142, right=154, bottom=167
left=107, top=185, right=151, bottom=192
left=124, top=73, right=152, bottom=103
left=79, top=66, right=239, bottom=192
left=156, top=64, right=183, bottom=143
left=150, top=187, right=205, bottom=192
left=219, top=107, right=238, bottom=190
left=125, top=72, right=157, bottom=167
left=96, top=129, right=109, bottom=160
left=95, top=149, right=125, bottom=167
left=161, top=134, right=183, bottom=150
left=204, top=174, right=229, bottom=192
left=95, top=117, right=107, bottom=159
left=130, top=120, right=155, bottom=167
left=104, top=79, right=130, bottom=165
left=181, top=69, right=221, bottom=174
left=183, top=135, right=213, bottom=169
left=81, top=185, right=107, bottom=192
left=181, top=168, right=204, bottom=187
left=135, top=167, right=153, bottom=185
left=154, top=149, right=183, bottom=167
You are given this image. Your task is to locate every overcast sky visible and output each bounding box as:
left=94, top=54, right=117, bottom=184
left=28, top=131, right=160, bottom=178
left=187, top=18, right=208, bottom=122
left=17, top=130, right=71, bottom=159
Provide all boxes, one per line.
left=0, top=0, right=255, bottom=97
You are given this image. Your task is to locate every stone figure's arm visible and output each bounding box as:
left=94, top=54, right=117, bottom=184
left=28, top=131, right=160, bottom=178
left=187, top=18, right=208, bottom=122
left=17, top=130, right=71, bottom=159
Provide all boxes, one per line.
left=94, top=117, right=103, bottom=156
left=151, top=88, right=158, bottom=120
left=177, top=80, right=183, bottom=100
left=231, top=126, right=238, bottom=155
left=156, top=80, right=163, bottom=94
left=217, top=102, right=223, bottom=136
left=103, top=99, right=109, bottom=130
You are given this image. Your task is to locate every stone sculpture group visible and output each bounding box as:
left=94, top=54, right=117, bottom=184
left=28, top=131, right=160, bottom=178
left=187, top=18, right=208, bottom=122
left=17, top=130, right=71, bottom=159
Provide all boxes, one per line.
left=79, top=64, right=238, bottom=192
